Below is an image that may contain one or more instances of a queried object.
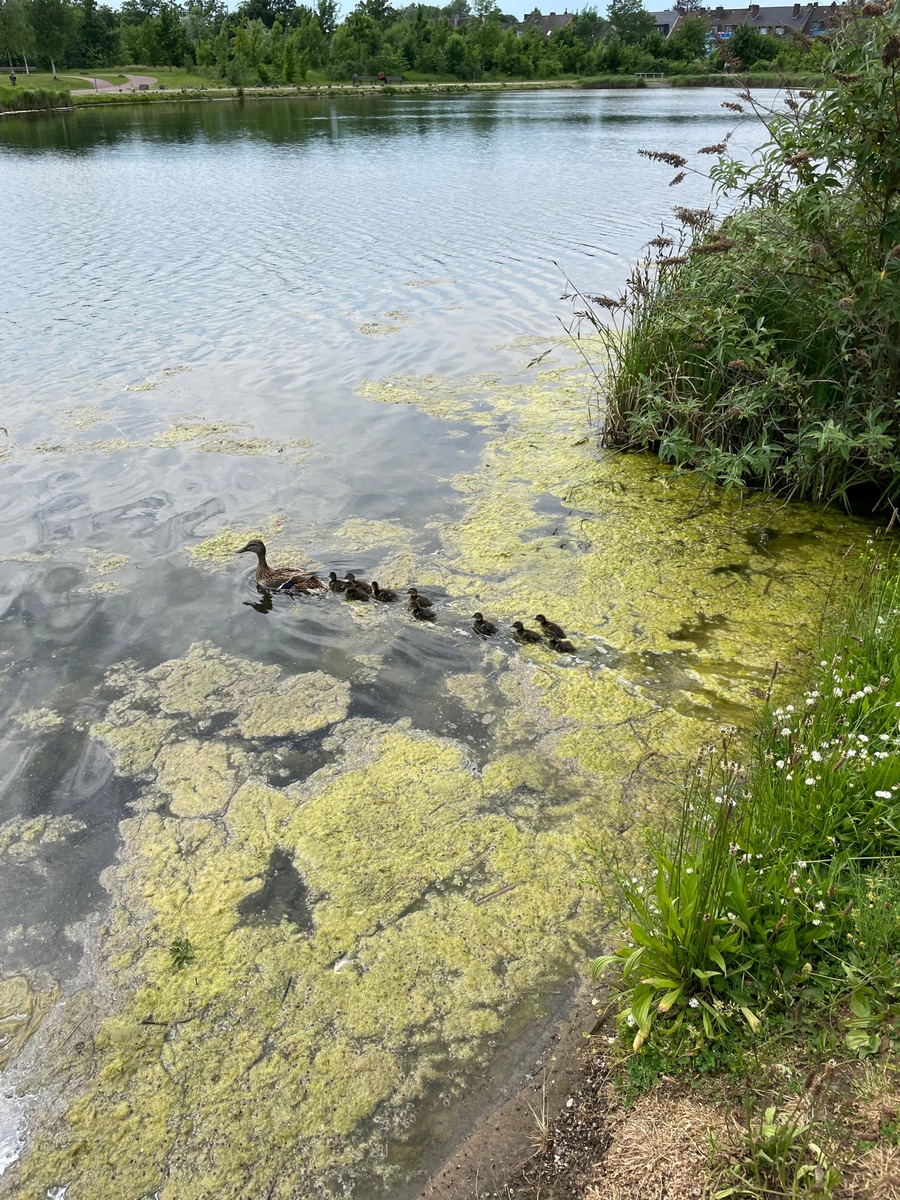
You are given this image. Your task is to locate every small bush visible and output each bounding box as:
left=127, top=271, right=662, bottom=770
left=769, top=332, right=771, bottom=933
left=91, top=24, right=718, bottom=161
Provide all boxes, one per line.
left=594, top=7, right=900, bottom=512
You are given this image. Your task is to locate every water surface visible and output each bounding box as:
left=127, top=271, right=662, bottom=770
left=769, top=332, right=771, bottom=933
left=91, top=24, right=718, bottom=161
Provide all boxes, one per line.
left=0, top=90, right=871, bottom=1198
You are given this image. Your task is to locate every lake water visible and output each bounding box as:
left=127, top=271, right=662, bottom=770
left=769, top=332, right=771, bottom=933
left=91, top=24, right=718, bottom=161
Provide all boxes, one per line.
left=0, top=90, right=871, bottom=1198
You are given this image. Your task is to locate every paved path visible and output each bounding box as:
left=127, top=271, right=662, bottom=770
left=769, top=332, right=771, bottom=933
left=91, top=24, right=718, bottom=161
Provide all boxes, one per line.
left=69, top=73, right=157, bottom=95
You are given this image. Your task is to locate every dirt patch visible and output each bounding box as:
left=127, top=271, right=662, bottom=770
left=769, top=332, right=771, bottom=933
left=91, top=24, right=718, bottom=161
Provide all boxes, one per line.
left=417, top=983, right=604, bottom=1200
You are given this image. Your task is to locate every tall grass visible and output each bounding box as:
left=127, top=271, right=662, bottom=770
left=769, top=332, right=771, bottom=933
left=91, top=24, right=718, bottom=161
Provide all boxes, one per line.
left=591, top=548, right=900, bottom=1055
left=0, top=86, right=71, bottom=114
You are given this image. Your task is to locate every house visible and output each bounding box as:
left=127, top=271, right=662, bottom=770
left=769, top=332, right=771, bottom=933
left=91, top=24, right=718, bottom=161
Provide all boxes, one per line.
left=652, top=1, right=845, bottom=39
left=517, top=9, right=576, bottom=37
left=654, top=8, right=684, bottom=37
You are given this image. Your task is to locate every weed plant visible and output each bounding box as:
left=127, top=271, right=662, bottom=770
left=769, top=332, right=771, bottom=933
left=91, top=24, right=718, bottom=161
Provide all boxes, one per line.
left=590, top=6, right=900, bottom=512
left=591, top=550, right=900, bottom=1059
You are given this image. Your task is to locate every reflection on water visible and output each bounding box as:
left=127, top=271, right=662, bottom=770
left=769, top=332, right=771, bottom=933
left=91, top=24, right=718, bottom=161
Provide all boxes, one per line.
left=0, top=89, right=871, bottom=1198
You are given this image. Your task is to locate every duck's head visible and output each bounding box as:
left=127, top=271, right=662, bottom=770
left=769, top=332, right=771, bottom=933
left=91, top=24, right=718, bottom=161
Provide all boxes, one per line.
left=407, top=588, right=419, bottom=596
left=237, top=539, right=266, bottom=556
left=473, top=612, right=484, bottom=620
left=371, top=581, right=380, bottom=590
left=535, top=614, right=547, bottom=624
left=511, top=621, right=525, bottom=631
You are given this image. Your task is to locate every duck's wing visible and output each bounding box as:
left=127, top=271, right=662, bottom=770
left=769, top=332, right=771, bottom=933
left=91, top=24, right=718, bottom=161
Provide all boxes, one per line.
left=277, top=572, right=328, bottom=594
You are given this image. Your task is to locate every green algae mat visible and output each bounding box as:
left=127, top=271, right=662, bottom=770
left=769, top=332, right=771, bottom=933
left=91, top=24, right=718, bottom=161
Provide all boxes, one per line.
left=1, top=346, right=872, bottom=1199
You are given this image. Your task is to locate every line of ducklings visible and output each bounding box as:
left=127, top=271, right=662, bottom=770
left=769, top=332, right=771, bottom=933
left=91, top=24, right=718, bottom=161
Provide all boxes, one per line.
left=238, top=539, right=578, bottom=653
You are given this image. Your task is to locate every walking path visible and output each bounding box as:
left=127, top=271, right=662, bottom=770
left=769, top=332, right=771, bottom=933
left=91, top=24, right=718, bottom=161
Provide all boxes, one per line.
left=68, top=73, right=157, bottom=95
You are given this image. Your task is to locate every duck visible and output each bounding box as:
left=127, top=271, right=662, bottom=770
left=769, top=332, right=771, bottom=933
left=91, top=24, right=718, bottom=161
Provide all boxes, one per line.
left=328, top=571, right=348, bottom=593
left=407, top=588, right=433, bottom=609
left=371, top=582, right=398, bottom=603
left=472, top=612, right=498, bottom=637
left=411, top=603, right=436, bottom=621
left=344, top=582, right=371, bottom=602
left=511, top=621, right=542, bottom=645
left=535, top=614, right=567, bottom=639
left=345, top=572, right=373, bottom=596
left=547, top=635, right=577, bottom=654
left=237, top=540, right=327, bottom=594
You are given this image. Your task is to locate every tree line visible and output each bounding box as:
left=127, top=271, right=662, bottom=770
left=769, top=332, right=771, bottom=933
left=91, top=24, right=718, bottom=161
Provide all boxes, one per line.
left=0, top=0, right=830, bottom=84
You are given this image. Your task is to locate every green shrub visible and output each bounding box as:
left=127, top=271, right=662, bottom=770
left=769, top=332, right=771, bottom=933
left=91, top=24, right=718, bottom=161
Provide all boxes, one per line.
left=597, top=7, right=900, bottom=512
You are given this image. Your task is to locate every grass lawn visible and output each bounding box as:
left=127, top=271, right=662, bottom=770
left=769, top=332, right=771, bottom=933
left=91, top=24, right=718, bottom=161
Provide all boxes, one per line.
left=112, top=64, right=219, bottom=89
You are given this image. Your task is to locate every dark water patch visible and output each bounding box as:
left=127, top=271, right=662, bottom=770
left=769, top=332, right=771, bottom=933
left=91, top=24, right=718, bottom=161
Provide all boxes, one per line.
left=665, top=611, right=730, bottom=648
left=238, top=847, right=315, bottom=932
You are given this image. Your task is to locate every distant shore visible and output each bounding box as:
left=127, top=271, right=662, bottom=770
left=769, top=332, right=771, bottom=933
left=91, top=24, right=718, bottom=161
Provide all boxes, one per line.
left=1, top=71, right=824, bottom=118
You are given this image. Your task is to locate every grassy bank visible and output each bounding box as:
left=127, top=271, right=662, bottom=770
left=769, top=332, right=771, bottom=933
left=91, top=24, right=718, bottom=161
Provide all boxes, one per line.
left=0, top=86, right=71, bottom=114
left=668, top=70, right=825, bottom=87
left=584, top=545, right=900, bottom=1195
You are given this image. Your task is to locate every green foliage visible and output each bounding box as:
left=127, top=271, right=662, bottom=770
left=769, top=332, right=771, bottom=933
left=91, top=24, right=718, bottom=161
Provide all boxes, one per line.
left=590, top=551, right=900, bottom=1059
left=726, top=23, right=775, bottom=69
left=714, top=1097, right=842, bottom=1198
left=0, top=81, right=68, bottom=107
left=600, top=9, right=900, bottom=511
left=169, top=935, right=196, bottom=970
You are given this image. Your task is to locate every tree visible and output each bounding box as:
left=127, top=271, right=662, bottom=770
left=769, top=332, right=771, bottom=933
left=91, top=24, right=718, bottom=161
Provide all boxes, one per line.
left=74, top=0, right=119, bottom=66
left=727, top=22, right=772, bottom=68
left=664, top=11, right=707, bottom=62
left=606, top=0, right=654, bottom=46
left=315, top=0, right=336, bottom=36
left=0, top=0, right=35, bottom=69
left=573, top=6, right=607, bottom=46
left=29, top=0, right=76, bottom=74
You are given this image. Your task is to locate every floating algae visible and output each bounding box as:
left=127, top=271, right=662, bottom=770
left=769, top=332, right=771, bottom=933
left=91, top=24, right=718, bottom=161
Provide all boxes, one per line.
left=22, top=417, right=314, bottom=469
left=78, top=551, right=129, bottom=577
left=187, top=517, right=288, bottom=567
left=9, top=663, right=634, bottom=1199
left=14, top=708, right=64, bottom=731
left=0, top=816, right=86, bottom=865
left=0, top=976, right=59, bottom=1072
left=5, top=345, right=877, bottom=1200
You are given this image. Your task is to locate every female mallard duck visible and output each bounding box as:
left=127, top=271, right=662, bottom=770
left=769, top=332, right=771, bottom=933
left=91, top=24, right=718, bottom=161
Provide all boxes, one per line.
left=371, top=582, right=397, bottom=603
left=472, top=612, right=497, bottom=637
left=511, top=621, right=542, bottom=645
left=328, top=571, right=348, bottom=593
left=535, top=614, right=567, bottom=639
left=547, top=634, right=577, bottom=654
left=237, top=540, right=327, bottom=594
left=345, top=573, right=373, bottom=596
left=407, top=588, right=433, bottom=609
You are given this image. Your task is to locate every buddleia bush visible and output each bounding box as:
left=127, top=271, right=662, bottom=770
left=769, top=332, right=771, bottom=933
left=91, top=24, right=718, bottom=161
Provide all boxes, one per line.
left=596, top=4, right=900, bottom=513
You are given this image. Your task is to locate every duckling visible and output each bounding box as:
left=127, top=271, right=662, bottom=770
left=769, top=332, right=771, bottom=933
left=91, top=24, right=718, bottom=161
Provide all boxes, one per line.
left=535, top=614, right=567, bottom=640
left=472, top=612, right=498, bottom=637
left=511, top=621, right=542, bottom=645
left=548, top=635, right=577, bottom=654
left=371, top=582, right=398, bottom=603
left=328, top=571, right=348, bottom=593
left=411, top=603, right=436, bottom=621
left=237, top=539, right=327, bottom=594
left=407, top=587, right=433, bottom=609
left=345, top=573, right=373, bottom=596
left=344, top=582, right=370, bottom=602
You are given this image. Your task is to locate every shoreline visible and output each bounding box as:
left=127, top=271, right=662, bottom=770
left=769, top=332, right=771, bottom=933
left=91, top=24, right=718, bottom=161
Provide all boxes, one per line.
left=0, top=73, right=823, bottom=119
